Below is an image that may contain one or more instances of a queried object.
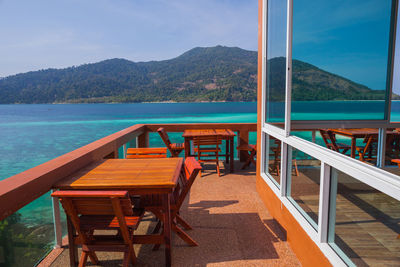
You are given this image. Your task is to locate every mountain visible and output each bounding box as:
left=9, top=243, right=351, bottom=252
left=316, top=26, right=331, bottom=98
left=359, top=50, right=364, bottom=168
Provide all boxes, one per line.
left=0, top=46, right=388, bottom=103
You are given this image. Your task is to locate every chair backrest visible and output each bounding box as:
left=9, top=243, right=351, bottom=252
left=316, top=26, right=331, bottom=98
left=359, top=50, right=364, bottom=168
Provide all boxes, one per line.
left=360, top=135, right=378, bottom=158
left=126, top=147, right=167, bottom=158
left=174, top=157, right=202, bottom=208
left=193, top=135, right=221, bottom=161
left=319, top=129, right=339, bottom=151
left=157, top=127, right=173, bottom=148
left=51, top=190, right=134, bottom=245
left=193, top=135, right=221, bottom=146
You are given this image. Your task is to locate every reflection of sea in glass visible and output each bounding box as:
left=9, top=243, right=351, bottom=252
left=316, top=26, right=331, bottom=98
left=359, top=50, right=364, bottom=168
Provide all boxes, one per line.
left=265, top=0, right=287, bottom=126
left=292, top=0, right=392, bottom=121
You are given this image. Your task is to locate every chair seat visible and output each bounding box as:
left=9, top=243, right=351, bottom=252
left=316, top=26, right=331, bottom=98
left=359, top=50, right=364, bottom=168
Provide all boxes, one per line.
left=80, top=209, right=144, bottom=231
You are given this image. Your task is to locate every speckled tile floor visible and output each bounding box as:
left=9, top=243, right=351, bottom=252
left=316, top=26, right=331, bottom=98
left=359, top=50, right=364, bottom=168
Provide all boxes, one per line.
left=48, top=161, right=300, bottom=267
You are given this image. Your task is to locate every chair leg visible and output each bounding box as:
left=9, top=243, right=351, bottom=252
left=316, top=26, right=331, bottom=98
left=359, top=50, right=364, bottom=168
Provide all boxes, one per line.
left=172, top=223, right=198, bottom=246
left=293, top=159, right=299, bottom=176
left=88, top=252, right=99, bottom=265
left=152, top=220, right=162, bottom=235
left=176, top=214, right=192, bottom=230
left=216, top=161, right=220, bottom=176
left=128, top=245, right=136, bottom=266
left=122, top=249, right=130, bottom=267
left=78, top=251, right=89, bottom=267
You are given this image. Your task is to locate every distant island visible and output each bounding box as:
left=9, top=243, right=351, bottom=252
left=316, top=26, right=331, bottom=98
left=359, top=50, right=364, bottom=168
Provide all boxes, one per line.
left=0, top=46, right=391, bottom=104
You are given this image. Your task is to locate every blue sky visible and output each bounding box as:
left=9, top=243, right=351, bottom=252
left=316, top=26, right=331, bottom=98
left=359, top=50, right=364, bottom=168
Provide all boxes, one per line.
left=0, top=0, right=257, bottom=77
left=0, top=0, right=399, bottom=93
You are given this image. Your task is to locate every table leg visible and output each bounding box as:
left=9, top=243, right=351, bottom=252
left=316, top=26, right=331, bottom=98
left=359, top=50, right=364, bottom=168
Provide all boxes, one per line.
left=225, top=139, right=229, bottom=164
left=184, top=138, right=190, bottom=158
left=163, top=193, right=172, bottom=267
left=67, top=216, right=78, bottom=267
left=351, top=138, right=356, bottom=158
left=230, top=137, right=234, bottom=173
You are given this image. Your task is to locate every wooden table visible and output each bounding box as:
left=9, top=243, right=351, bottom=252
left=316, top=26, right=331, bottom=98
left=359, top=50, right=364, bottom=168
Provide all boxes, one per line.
left=182, top=129, right=236, bottom=173
left=329, top=128, right=400, bottom=158
left=54, top=158, right=183, bottom=267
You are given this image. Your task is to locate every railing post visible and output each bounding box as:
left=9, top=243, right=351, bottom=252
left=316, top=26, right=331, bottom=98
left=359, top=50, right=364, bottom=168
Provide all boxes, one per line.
left=377, top=128, right=386, bottom=168
left=138, top=131, right=149, bottom=148
left=51, top=189, right=62, bottom=248
left=238, top=130, right=249, bottom=162
left=122, top=144, right=127, bottom=159
left=104, top=149, right=119, bottom=159
left=312, top=130, right=316, bottom=143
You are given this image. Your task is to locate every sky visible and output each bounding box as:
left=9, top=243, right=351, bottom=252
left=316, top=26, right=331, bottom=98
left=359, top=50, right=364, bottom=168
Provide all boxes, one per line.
left=0, top=0, right=399, bottom=93
left=0, top=0, right=258, bottom=77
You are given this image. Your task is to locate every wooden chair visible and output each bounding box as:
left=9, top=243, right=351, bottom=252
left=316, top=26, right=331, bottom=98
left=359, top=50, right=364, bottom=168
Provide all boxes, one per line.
left=126, top=147, right=167, bottom=158
left=236, top=144, right=256, bottom=169
left=193, top=135, right=222, bottom=176
left=157, top=127, right=185, bottom=157
left=319, top=129, right=351, bottom=154
left=270, top=140, right=299, bottom=176
left=51, top=190, right=143, bottom=267
left=356, top=135, right=378, bottom=163
left=139, top=157, right=202, bottom=249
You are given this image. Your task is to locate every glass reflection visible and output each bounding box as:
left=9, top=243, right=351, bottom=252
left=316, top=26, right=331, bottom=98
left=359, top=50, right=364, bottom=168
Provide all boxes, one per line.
left=329, top=169, right=400, bottom=266
left=292, top=0, right=393, bottom=121
left=265, top=0, right=287, bottom=126
left=287, top=146, right=321, bottom=228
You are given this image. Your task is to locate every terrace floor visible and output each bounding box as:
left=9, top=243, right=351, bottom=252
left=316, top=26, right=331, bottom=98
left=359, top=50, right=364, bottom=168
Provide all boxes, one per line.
left=47, top=161, right=301, bottom=267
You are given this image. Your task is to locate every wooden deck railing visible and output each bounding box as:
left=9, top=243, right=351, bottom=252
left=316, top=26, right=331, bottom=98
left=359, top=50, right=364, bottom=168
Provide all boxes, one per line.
left=0, top=123, right=256, bottom=221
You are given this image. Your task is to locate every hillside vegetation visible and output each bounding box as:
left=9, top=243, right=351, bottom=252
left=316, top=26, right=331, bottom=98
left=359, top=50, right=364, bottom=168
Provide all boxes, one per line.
left=0, top=46, right=388, bottom=103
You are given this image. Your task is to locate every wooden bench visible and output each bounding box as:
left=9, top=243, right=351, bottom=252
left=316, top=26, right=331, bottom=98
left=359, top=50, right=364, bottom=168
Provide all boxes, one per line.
left=126, top=147, right=167, bottom=159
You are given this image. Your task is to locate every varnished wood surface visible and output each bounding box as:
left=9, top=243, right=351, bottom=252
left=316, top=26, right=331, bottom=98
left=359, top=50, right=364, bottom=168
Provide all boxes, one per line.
left=182, top=129, right=236, bottom=138
left=55, top=158, right=183, bottom=191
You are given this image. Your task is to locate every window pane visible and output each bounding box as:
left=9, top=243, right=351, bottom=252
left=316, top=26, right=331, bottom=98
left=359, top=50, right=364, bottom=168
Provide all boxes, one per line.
left=329, top=169, right=400, bottom=266
left=391, top=1, right=400, bottom=122
left=265, top=0, right=287, bottom=127
left=287, top=146, right=321, bottom=228
left=292, top=0, right=393, bottom=121
left=264, top=134, right=281, bottom=187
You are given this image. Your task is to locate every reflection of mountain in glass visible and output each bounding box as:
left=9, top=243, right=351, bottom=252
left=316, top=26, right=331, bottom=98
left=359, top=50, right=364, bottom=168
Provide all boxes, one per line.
left=269, top=57, right=387, bottom=101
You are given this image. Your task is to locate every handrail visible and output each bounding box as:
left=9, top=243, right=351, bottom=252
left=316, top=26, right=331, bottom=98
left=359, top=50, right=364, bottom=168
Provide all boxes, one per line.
left=0, top=124, right=146, bottom=220
left=144, top=123, right=257, bottom=132
left=0, top=122, right=257, bottom=221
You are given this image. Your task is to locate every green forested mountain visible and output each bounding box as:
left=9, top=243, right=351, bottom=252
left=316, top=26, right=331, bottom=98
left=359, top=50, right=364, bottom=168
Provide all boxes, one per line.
left=0, top=46, right=387, bottom=103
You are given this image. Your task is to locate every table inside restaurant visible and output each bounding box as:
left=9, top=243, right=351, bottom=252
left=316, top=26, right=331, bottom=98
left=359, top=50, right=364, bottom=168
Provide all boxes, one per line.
left=329, top=128, right=400, bottom=158
left=54, top=157, right=183, bottom=267
left=182, top=129, right=236, bottom=173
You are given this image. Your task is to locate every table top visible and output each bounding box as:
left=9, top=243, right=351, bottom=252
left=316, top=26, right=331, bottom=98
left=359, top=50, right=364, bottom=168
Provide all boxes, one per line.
left=329, top=128, right=399, bottom=138
left=54, top=158, right=183, bottom=191
left=182, top=129, right=236, bottom=138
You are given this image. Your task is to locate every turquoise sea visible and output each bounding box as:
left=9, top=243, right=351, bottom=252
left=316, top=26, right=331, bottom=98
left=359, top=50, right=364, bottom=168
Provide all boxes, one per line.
left=1, top=100, right=399, bottom=266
